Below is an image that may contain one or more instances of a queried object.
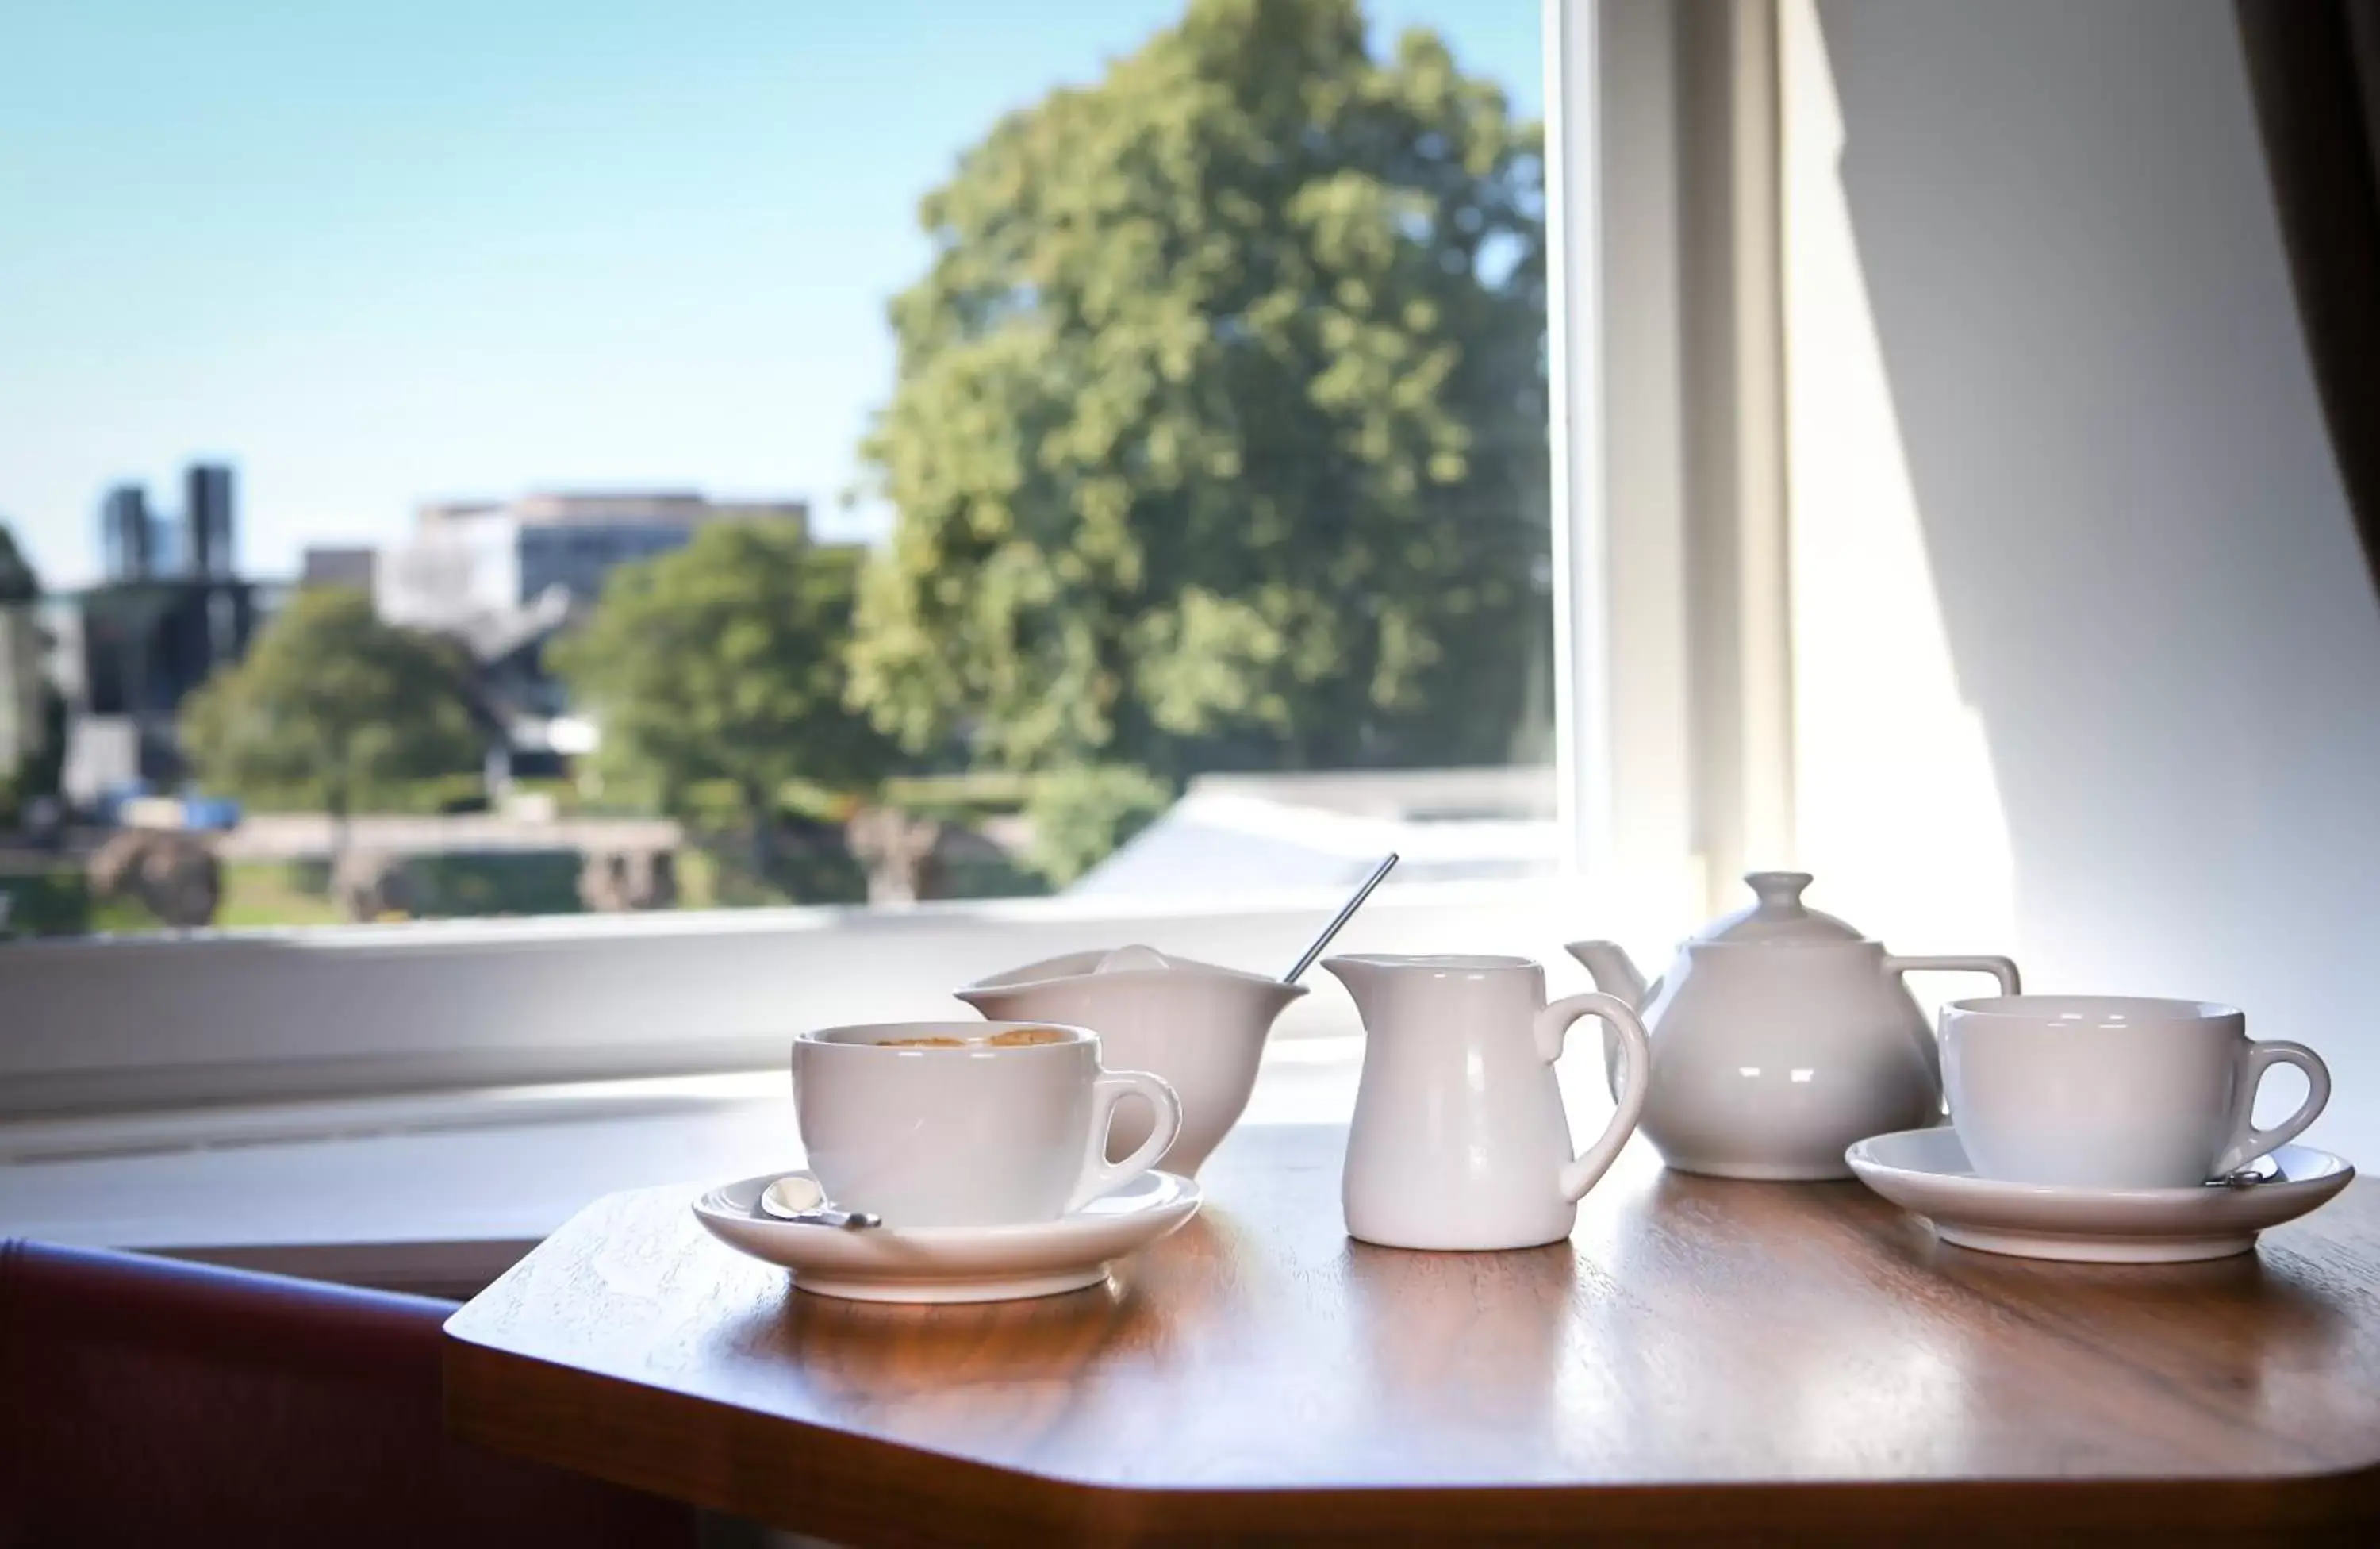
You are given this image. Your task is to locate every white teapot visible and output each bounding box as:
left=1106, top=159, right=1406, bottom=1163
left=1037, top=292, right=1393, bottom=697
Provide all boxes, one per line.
left=1566, top=871, right=2019, bottom=1180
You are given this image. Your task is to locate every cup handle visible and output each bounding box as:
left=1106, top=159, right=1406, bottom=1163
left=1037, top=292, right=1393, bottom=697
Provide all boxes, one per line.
left=1534, top=992, right=1653, bottom=1204
left=2213, top=1040, right=2331, bottom=1177
left=1882, top=954, right=2022, bottom=997
left=1066, top=1069, right=1184, bottom=1213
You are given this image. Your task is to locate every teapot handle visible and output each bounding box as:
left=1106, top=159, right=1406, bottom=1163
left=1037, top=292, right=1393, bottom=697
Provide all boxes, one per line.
left=1533, top=993, right=1654, bottom=1204
left=1882, top=955, right=2021, bottom=998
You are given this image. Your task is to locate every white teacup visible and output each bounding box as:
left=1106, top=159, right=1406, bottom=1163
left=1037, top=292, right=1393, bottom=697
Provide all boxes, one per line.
left=1942, top=995, right=2330, bottom=1189
left=792, top=1020, right=1183, bottom=1228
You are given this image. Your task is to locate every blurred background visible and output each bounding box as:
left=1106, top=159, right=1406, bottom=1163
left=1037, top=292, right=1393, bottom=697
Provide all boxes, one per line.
left=0, top=0, right=1554, bottom=936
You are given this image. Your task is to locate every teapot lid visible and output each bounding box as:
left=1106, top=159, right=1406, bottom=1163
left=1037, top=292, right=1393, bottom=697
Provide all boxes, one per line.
left=1690, top=871, right=1864, bottom=946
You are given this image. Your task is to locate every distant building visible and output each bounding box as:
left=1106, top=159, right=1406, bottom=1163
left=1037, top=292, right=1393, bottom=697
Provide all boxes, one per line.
left=78, top=580, right=261, bottom=718
left=65, top=463, right=271, bottom=796
left=375, top=489, right=808, bottom=632
left=371, top=489, right=808, bottom=788
left=186, top=463, right=235, bottom=578
left=301, top=545, right=378, bottom=591
left=99, top=485, right=155, bottom=581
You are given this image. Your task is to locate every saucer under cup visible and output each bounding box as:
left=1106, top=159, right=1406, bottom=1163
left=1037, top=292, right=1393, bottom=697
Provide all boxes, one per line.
left=1846, top=1127, right=2353, bottom=1263
left=693, top=1168, right=1202, bottom=1301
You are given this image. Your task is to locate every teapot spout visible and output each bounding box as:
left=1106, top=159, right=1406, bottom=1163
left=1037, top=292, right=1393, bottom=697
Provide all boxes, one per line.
left=1564, top=940, right=1647, bottom=1009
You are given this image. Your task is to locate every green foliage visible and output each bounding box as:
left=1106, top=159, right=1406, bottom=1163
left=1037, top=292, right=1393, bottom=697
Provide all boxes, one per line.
left=0, top=522, right=60, bottom=802
left=0, top=519, right=36, bottom=605
left=0, top=867, right=86, bottom=935
left=850, top=0, right=1550, bottom=785
left=555, top=524, right=899, bottom=809
left=240, top=854, right=584, bottom=924
left=687, top=825, right=871, bottom=908
left=215, top=769, right=488, bottom=817
left=213, top=862, right=347, bottom=929
left=1024, top=763, right=1174, bottom=886
left=881, top=768, right=1034, bottom=813
left=17, top=685, right=67, bottom=801
left=931, top=845, right=1052, bottom=901
left=405, top=851, right=585, bottom=917
left=0, top=864, right=163, bottom=937
left=2, top=858, right=568, bottom=936
left=179, top=588, right=483, bottom=815
left=551, top=524, right=900, bottom=894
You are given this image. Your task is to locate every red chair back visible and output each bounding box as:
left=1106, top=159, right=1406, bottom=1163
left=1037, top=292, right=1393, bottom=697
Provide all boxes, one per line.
left=0, top=1238, right=695, bottom=1549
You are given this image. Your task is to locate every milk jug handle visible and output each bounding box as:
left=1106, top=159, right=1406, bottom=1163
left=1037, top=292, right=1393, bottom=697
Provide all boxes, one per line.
left=1533, top=992, right=1653, bottom=1204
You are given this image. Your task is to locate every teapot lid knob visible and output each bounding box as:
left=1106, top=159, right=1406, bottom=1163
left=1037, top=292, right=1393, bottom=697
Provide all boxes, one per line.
left=1691, top=871, right=1862, bottom=944
left=1745, top=871, right=1815, bottom=916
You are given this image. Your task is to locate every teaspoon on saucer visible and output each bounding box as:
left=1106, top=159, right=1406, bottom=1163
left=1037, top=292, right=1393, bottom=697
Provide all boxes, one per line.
left=757, top=1174, right=882, bottom=1229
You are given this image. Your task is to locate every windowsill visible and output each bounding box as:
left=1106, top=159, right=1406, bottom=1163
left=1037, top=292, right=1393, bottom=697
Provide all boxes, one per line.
left=2, top=876, right=1620, bottom=1120
left=0, top=1035, right=1435, bottom=1298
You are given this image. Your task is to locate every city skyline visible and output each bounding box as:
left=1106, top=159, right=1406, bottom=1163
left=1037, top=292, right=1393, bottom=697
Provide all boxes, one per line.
left=0, top=0, right=1541, bottom=589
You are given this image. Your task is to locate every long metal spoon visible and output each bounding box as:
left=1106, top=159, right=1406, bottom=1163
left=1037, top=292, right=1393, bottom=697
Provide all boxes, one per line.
left=758, top=1174, right=881, bottom=1228
left=1281, top=853, right=1399, bottom=985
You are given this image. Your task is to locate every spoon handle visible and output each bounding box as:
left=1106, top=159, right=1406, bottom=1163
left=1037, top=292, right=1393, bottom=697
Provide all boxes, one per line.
left=1283, top=853, right=1399, bottom=985
left=755, top=1200, right=883, bottom=1229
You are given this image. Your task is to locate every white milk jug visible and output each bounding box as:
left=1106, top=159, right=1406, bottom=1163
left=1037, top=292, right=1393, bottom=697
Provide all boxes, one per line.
left=1324, top=954, right=1653, bottom=1251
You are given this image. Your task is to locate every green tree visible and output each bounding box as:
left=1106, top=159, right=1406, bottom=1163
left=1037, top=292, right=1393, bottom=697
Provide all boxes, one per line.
left=0, top=517, right=49, bottom=818
left=850, top=0, right=1549, bottom=790
left=180, top=588, right=482, bottom=855
left=1023, top=763, right=1173, bottom=886
left=551, top=524, right=899, bottom=890
left=0, top=519, right=36, bottom=605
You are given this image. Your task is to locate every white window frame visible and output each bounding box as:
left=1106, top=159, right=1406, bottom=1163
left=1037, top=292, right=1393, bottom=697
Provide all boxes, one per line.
left=1549, top=0, right=1795, bottom=928
left=0, top=2, right=1770, bottom=1127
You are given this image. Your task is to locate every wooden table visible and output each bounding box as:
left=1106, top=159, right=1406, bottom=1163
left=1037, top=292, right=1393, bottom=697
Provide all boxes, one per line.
left=444, top=1124, right=2380, bottom=1545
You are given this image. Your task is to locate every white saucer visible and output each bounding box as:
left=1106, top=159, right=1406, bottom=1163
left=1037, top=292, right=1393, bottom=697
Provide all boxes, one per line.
left=1845, top=1127, right=2355, bottom=1263
left=692, top=1169, right=1202, bottom=1302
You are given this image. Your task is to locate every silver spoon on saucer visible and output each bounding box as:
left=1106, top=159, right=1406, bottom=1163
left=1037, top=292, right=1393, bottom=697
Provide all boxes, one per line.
left=757, top=1174, right=881, bottom=1228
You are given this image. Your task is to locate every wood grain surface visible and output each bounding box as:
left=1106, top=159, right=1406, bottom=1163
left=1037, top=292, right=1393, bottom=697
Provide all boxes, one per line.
left=444, top=1124, right=2380, bottom=1545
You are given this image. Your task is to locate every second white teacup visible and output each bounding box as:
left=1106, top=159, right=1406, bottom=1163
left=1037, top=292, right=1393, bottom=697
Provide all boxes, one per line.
left=793, top=1020, right=1183, bottom=1228
left=1942, top=995, right=2330, bottom=1189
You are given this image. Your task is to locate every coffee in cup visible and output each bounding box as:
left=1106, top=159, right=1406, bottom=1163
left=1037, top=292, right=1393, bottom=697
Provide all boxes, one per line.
left=792, top=1020, right=1183, bottom=1228
left=877, top=1027, right=1070, bottom=1048
left=1941, top=995, right=2329, bottom=1189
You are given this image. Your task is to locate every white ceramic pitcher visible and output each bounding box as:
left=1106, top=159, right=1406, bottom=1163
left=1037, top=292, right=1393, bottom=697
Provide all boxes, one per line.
left=1324, top=954, right=1653, bottom=1251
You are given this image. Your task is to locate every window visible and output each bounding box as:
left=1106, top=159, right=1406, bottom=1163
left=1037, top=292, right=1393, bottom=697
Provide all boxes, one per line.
left=0, top=2, right=1721, bottom=1124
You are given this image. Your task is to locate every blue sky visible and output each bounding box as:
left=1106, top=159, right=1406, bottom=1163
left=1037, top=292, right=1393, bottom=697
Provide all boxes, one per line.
left=0, top=0, right=1541, bottom=588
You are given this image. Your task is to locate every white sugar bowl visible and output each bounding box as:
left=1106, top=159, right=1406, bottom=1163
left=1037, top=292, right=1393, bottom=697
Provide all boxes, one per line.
left=955, top=946, right=1305, bottom=1176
